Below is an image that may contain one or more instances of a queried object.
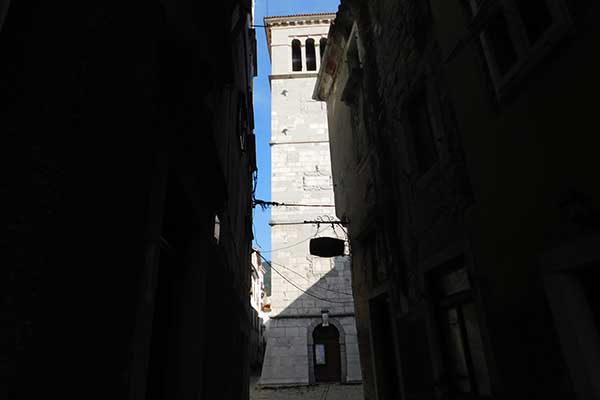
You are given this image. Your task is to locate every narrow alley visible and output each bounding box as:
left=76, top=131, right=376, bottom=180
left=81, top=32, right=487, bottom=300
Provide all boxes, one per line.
left=4, top=0, right=600, bottom=399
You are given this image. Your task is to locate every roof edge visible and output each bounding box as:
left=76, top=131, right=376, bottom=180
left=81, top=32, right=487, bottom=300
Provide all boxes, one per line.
left=264, top=12, right=336, bottom=22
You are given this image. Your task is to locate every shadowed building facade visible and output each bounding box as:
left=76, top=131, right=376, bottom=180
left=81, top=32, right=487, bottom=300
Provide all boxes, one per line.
left=315, top=1, right=600, bottom=400
left=2, top=1, right=257, bottom=399
left=259, top=13, right=362, bottom=387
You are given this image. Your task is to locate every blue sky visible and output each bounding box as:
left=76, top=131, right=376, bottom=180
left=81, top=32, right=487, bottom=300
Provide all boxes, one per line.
left=252, top=0, right=340, bottom=256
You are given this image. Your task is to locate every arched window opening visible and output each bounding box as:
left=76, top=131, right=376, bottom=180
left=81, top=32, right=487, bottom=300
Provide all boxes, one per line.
left=292, top=39, right=302, bottom=71
left=306, top=39, right=317, bottom=71
left=320, top=38, right=327, bottom=60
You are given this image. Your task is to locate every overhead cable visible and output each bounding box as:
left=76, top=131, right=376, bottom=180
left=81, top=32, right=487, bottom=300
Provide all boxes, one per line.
left=260, top=225, right=332, bottom=253
left=254, top=199, right=335, bottom=209
left=270, top=260, right=353, bottom=296
left=256, top=251, right=354, bottom=300
left=269, top=264, right=355, bottom=305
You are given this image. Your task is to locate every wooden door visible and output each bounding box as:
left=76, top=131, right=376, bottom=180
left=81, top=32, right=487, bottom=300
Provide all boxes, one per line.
left=313, top=325, right=341, bottom=382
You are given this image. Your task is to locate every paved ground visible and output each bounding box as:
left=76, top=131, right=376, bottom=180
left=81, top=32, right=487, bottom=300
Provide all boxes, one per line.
left=250, top=376, right=364, bottom=400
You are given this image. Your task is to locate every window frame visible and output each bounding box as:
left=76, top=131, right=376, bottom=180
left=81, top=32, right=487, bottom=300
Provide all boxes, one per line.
left=467, top=0, right=572, bottom=100
left=291, top=39, right=303, bottom=72
left=431, top=264, right=493, bottom=399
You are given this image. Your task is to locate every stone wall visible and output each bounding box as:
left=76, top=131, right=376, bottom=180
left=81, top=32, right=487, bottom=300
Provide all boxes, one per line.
left=261, top=316, right=361, bottom=386
left=316, top=1, right=600, bottom=399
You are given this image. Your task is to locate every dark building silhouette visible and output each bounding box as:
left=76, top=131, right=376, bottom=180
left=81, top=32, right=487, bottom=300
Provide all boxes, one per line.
left=2, top=1, right=257, bottom=399
left=315, top=1, right=600, bottom=399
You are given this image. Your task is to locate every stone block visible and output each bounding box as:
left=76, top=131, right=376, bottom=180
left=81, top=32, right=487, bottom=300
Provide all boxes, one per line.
left=285, top=327, right=300, bottom=337
left=346, top=341, right=361, bottom=356
left=269, top=327, right=285, bottom=338
left=346, top=334, right=358, bottom=345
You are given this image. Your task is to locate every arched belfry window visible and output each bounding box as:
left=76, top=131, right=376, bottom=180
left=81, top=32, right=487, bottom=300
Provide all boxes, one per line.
left=320, top=38, right=327, bottom=60
left=306, top=38, right=317, bottom=71
left=292, top=39, right=302, bottom=71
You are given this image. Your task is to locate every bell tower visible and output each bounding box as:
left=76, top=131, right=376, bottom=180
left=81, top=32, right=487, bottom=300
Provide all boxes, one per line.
left=260, top=13, right=362, bottom=386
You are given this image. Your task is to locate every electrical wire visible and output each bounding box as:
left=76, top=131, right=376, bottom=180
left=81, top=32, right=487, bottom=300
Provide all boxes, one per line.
left=253, top=225, right=353, bottom=295
left=252, top=219, right=262, bottom=249
left=252, top=205, right=262, bottom=251
left=216, top=196, right=354, bottom=303
left=270, top=259, right=353, bottom=296
left=260, top=225, right=332, bottom=253
left=269, top=264, right=354, bottom=305
left=256, top=251, right=354, bottom=300
left=254, top=199, right=335, bottom=209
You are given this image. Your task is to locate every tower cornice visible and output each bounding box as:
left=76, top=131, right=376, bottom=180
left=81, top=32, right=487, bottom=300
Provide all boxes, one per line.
left=264, top=13, right=336, bottom=60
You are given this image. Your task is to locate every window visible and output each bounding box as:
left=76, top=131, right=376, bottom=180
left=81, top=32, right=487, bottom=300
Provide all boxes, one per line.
left=465, top=0, right=572, bottom=98
left=306, top=38, right=317, bottom=71
left=406, top=90, right=438, bottom=175
left=237, top=92, right=248, bottom=151
left=431, top=263, right=492, bottom=398
left=291, top=39, right=302, bottom=71
left=213, top=215, right=221, bottom=243
left=320, top=38, right=328, bottom=60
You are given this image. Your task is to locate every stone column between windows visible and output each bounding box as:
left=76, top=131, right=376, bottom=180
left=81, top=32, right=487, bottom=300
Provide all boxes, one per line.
left=315, top=37, right=321, bottom=72
left=301, top=38, right=307, bottom=72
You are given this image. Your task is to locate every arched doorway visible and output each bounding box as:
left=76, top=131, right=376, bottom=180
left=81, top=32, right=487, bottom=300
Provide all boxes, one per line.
left=313, top=324, right=342, bottom=382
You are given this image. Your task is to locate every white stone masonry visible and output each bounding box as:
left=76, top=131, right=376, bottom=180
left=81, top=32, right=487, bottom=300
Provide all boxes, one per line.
left=260, top=13, right=362, bottom=387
